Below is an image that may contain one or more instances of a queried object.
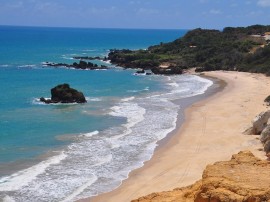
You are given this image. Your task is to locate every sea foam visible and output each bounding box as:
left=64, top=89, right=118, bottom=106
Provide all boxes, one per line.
left=0, top=152, right=67, bottom=191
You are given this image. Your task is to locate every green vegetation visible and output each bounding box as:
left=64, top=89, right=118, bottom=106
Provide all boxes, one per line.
left=108, top=25, right=270, bottom=75
left=238, top=45, right=270, bottom=75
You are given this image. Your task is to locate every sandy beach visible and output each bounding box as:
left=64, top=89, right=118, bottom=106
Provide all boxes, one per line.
left=87, top=71, right=269, bottom=202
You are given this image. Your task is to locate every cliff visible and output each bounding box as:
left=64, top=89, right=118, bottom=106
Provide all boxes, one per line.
left=132, top=151, right=270, bottom=202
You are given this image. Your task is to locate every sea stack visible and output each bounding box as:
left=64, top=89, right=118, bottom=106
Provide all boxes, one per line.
left=40, top=83, right=87, bottom=104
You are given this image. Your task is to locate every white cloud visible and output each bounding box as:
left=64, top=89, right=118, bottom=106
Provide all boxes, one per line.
left=5, top=1, right=24, bottom=9
left=137, top=8, right=159, bottom=15
left=257, top=0, right=270, bottom=7
left=248, top=10, right=264, bottom=16
left=34, top=2, right=58, bottom=11
left=86, top=6, right=117, bottom=15
left=210, top=9, right=222, bottom=15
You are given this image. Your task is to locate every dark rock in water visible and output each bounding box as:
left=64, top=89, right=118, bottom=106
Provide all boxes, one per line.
left=43, top=60, right=108, bottom=70
left=134, top=69, right=152, bottom=76
left=136, top=69, right=145, bottom=74
left=40, top=97, right=47, bottom=103
left=151, top=66, right=183, bottom=75
left=51, top=84, right=87, bottom=103
left=40, top=97, right=53, bottom=104
left=40, top=84, right=87, bottom=104
left=73, top=56, right=101, bottom=60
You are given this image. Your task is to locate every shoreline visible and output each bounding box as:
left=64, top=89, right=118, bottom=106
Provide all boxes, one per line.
left=155, top=74, right=225, bottom=154
left=87, top=71, right=268, bottom=202
left=81, top=73, right=225, bottom=202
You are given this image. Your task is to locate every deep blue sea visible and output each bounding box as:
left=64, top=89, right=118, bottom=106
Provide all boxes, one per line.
left=0, top=26, right=213, bottom=201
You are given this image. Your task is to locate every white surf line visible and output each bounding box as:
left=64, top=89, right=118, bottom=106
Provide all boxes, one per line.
left=0, top=152, right=67, bottom=191
left=109, top=103, right=146, bottom=140
left=60, top=175, right=98, bottom=202
left=2, top=195, right=16, bottom=202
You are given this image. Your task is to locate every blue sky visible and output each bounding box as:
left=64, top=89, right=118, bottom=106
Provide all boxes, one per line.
left=0, top=0, right=270, bottom=29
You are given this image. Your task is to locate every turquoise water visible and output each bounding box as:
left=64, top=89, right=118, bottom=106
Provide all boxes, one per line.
left=0, top=67, right=163, bottom=164
left=0, top=26, right=184, bottom=164
left=0, top=26, right=184, bottom=65
left=0, top=26, right=213, bottom=201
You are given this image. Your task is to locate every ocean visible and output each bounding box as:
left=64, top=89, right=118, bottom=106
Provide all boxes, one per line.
left=0, top=26, right=213, bottom=201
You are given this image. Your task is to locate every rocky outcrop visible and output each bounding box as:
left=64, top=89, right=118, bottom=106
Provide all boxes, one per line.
left=261, top=125, right=270, bottom=143
left=264, top=95, right=270, bottom=105
left=72, top=56, right=101, bottom=60
left=40, top=84, right=87, bottom=104
left=246, top=110, right=270, bottom=155
left=252, top=110, right=270, bottom=134
left=151, top=66, right=183, bottom=75
left=107, top=49, right=183, bottom=75
left=264, top=141, right=270, bottom=156
left=43, top=61, right=108, bottom=70
left=194, top=151, right=270, bottom=202
left=261, top=125, right=270, bottom=155
left=136, top=69, right=145, bottom=74
left=132, top=151, right=270, bottom=202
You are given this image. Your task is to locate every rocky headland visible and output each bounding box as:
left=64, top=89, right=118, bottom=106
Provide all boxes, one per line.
left=40, top=83, right=87, bottom=104
left=43, top=25, right=270, bottom=76
left=43, top=60, right=108, bottom=70
left=106, top=25, right=270, bottom=76
left=132, top=151, right=270, bottom=202
left=107, top=49, right=184, bottom=75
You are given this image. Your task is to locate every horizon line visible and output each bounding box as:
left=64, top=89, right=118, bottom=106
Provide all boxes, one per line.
left=0, top=24, right=191, bottom=31
left=1, top=23, right=269, bottom=31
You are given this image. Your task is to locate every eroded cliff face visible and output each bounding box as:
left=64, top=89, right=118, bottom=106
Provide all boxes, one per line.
left=132, top=151, right=270, bottom=202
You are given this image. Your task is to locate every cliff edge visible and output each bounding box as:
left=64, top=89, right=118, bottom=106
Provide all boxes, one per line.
left=132, top=151, right=270, bottom=202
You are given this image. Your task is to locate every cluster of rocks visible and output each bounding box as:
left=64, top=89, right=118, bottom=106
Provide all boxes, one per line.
left=44, top=52, right=184, bottom=75
left=250, top=110, right=270, bottom=156
left=107, top=49, right=184, bottom=75
left=134, top=67, right=182, bottom=75
left=43, top=60, right=108, bottom=70
left=134, top=69, right=152, bottom=75
left=40, top=84, right=87, bottom=104
left=151, top=66, right=183, bottom=75
left=264, top=95, right=270, bottom=105
left=72, top=56, right=101, bottom=60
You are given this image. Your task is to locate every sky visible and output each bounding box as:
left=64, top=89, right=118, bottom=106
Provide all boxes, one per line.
left=0, top=0, right=270, bottom=29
